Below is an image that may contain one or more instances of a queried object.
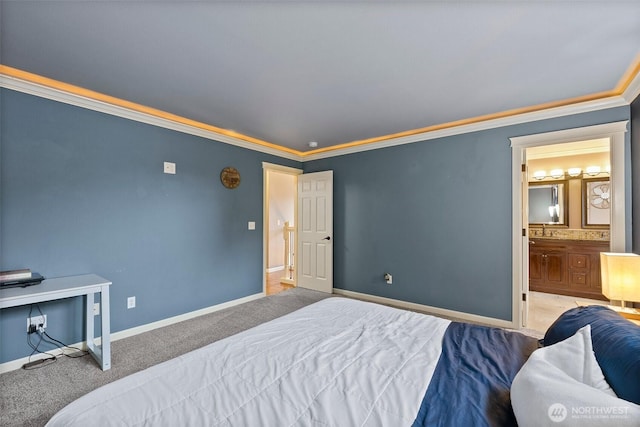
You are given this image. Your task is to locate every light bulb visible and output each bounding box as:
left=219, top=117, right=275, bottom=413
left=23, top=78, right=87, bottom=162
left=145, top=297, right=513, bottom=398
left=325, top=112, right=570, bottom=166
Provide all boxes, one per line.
left=550, top=169, right=564, bottom=179
left=586, top=166, right=601, bottom=176
left=533, top=170, right=546, bottom=180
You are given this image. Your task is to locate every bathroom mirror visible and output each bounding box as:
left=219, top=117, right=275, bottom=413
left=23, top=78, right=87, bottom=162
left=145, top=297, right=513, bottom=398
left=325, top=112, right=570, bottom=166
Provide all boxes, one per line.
left=528, top=181, right=568, bottom=225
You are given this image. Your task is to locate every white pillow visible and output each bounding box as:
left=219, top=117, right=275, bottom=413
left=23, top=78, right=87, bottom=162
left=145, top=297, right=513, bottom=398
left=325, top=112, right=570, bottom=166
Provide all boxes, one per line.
left=511, top=325, right=640, bottom=426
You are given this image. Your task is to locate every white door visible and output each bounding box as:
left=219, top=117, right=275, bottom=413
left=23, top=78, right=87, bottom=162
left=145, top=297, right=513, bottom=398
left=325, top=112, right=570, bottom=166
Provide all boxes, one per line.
left=297, top=171, right=333, bottom=293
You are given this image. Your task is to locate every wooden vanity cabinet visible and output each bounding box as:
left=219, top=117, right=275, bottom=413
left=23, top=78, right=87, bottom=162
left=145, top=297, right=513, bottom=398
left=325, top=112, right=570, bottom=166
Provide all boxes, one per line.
left=529, top=239, right=609, bottom=300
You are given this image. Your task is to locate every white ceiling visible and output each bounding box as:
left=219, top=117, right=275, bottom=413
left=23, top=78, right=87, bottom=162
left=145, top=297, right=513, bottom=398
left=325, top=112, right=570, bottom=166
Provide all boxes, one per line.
left=1, top=1, right=639, bottom=153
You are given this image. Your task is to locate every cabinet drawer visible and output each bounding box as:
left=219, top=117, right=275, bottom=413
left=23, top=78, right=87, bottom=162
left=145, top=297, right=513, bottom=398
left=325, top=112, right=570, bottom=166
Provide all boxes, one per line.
left=570, top=272, right=588, bottom=286
left=569, top=253, right=590, bottom=269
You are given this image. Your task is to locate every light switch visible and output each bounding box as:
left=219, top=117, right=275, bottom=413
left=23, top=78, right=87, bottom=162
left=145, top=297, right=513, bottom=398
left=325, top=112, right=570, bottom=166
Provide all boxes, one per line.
left=164, top=162, right=176, bottom=174
left=248, top=221, right=256, bottom=230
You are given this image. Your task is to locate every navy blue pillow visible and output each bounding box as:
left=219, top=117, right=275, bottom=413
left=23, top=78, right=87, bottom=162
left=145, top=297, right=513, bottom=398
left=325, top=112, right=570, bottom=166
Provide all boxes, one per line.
left=544, top=305, right=640, bottom=404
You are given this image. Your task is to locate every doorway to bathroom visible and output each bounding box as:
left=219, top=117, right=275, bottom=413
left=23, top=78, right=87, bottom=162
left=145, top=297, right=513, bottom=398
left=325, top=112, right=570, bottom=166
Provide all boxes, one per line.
left=525, top=139, right=612, bottom=333
left=510, top=121, right=628, bottom=332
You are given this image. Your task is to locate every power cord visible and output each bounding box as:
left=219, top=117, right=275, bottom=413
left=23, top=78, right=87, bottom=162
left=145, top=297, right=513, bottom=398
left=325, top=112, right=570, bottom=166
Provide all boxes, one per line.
left=40, top=330, right=87, bottom=358
left=24, top=327, right=57, bottom=370
left=22, top=303, right=88, bottom=370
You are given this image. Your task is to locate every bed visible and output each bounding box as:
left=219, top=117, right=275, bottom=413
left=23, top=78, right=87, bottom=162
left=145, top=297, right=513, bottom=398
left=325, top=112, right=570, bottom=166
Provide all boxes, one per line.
left=46, top=298, right=640, bottom=426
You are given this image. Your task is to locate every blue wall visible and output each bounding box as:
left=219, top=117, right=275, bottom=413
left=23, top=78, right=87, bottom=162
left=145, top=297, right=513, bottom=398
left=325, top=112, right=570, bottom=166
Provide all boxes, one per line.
left=304, top=106, right=631, bottom=321
left=0, top=89, right=300, bottom=363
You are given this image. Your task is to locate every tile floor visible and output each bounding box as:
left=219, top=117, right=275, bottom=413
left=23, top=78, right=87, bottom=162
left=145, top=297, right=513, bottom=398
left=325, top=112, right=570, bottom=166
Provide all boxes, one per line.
left=527, top=291, right=607, bottom=335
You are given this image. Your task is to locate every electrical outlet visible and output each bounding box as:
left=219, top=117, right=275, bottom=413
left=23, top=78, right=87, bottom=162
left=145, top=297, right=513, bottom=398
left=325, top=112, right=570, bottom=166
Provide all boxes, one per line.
left=27, top=314, right=47, bottom=332
left=163, top=162, right=176, bottom=174
left=127, top=296, right=136, bottom=309
left=93, top=303, right=100, bottom=316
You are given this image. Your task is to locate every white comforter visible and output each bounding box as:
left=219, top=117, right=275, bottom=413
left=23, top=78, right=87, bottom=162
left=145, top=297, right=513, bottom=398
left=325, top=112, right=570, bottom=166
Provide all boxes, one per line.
left=47, top=298, right=450, bottom=426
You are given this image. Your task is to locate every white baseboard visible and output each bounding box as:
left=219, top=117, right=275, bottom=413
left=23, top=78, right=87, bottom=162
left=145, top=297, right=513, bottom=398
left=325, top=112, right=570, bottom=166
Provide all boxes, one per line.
left=0, top=291, right=265, bottom=374
left=333, top=289, right=516, bottom=329
left=266, top=266, right=285, bottom=273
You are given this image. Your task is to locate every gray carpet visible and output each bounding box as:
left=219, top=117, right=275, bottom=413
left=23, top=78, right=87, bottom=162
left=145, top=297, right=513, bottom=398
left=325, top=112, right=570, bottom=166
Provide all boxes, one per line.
left=0, top=288, right=333, bottom=427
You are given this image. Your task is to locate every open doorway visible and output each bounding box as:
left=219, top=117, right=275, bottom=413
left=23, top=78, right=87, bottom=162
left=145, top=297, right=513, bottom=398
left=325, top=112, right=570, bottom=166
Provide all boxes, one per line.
left=525, top=139, right=612, bottom=334
left=263, top=163, right=301, bottom=295
left=510, top=121, right=628, bottom=332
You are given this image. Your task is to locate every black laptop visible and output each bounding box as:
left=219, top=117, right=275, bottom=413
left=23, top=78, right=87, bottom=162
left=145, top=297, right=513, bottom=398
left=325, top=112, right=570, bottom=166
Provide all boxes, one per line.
left=0, top=272, right=45, bottom=289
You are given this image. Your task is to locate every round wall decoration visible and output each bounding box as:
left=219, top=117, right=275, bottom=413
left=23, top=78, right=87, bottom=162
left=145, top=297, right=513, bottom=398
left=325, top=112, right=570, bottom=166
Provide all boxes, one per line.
left=220, top=167, right=241, bottom=189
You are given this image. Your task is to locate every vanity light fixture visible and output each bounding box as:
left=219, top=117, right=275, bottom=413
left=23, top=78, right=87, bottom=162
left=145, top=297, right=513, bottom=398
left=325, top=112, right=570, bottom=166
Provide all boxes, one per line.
left=533, top=170, right=547, bottom=180
left=585, top=166, right=601, bottom=176
left=567, top=168, right=582, bottom=177
left=550, top=169, right=564, bottom=179
left=531, top=166, right=609, bottom=181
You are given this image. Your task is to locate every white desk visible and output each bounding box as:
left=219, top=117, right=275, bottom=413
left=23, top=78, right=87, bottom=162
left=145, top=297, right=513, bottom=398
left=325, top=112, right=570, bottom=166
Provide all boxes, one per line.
left=0, top=274, right=111, bottom=370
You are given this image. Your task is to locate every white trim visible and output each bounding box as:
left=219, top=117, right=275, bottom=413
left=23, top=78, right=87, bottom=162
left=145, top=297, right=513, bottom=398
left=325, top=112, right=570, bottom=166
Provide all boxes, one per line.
left=1, top=72, right=634, bottom=162
left=623, top=67, right=640, bottom=103
left=0, top=74, right=300, bottom=161
left=334, top=289, right=516, bottom=329
left=266, top=266, right=285, bottom=273
left=304, top=96, right=628, bottom=161
left=261, top=162, right=302, bottom=174
left=511, top=146, right=526, bottom=328
left=609, top=130, right=628, bottom=252
left=0, top=292, right=264, bottom=374
left=509, top=120, right=629, bottom=329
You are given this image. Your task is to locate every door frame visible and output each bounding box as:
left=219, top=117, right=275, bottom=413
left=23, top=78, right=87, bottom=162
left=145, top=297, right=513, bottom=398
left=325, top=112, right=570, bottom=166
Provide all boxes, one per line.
left=510, top=121, right=629, bottom=328
left=262, top=162, right=303, bottom=294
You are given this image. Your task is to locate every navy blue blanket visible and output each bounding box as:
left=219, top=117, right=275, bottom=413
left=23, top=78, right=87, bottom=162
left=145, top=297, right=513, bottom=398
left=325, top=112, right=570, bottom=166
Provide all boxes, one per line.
left=412, top=322, right=539, bottom=427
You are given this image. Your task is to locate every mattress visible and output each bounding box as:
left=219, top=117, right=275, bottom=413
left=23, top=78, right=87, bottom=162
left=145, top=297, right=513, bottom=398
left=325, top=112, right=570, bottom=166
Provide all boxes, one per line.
left=47, top=298, right=451, bottom=426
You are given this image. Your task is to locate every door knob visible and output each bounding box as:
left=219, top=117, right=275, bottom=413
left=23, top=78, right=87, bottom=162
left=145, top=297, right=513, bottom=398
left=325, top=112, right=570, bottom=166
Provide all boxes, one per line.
left=322, top=236, right=331, bottom=241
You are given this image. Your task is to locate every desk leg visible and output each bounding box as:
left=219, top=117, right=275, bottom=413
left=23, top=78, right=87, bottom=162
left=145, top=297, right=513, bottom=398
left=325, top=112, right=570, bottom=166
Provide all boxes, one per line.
left=101, top=285, right=111, bottom=370
left=85, top=288, right=111, bottom=371
left=85, top=292, right=95, bottom=352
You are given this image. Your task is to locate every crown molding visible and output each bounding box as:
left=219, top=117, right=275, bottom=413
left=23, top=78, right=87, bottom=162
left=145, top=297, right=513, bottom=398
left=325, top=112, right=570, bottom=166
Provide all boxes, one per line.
left=303, top=95, right=628, bottom=161
left=0, top=72, right=304, bottom=162
left=1, top=66, right=636, bottom=164
left=623, top=65, right=640, bottom=103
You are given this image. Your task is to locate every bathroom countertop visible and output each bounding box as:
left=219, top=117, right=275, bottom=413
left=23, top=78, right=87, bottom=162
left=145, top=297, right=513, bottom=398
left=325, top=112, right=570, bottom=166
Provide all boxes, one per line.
left=528, top=228, right=609, bottom=242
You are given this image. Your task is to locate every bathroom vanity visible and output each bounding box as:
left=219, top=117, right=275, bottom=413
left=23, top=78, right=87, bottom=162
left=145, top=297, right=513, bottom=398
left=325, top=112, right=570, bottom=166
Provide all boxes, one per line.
left=529, top=238, right=609, bottom=300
